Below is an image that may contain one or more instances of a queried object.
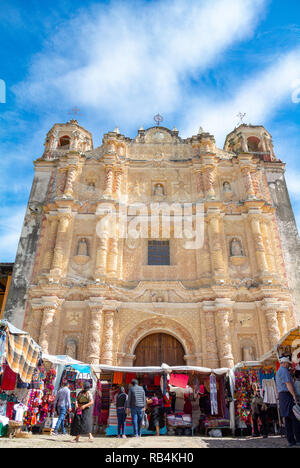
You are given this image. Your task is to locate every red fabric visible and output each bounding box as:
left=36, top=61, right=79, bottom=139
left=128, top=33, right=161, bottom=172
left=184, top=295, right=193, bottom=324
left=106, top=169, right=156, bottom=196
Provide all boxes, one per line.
left=125, top=373, right=136, bottom=385
left=1, top=365, right=17, bottom=391
left=169, top=374, right=189, bottom=389
left=6, top=402, right=14, bottom=420
left=154, top=375, right=160, bottom=386
left=163, top=395, right=171, bottom=408
left=184, top=399, right=192, bottom=415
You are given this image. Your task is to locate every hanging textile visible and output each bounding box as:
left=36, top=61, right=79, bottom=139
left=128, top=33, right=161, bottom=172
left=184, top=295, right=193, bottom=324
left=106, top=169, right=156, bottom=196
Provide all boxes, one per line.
left=154, top=375, right=160, bottom=386
left=5, top=331, right=40, bottom=384
left=113, top=372, right=123, bottom=385
left=169, top=374, right=189, bottom=389
left=125, top=373, right=136, bottom=385
left=1, top=364, right=17, bottom=391
left=262, top=379, right=278, bottom=405
left=210, top=374, right=218, bottom=416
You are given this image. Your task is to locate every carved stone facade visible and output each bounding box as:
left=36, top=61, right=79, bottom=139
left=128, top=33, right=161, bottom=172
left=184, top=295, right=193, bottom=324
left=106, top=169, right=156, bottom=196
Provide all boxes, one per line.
left=5, top=122, right=299, bottom=368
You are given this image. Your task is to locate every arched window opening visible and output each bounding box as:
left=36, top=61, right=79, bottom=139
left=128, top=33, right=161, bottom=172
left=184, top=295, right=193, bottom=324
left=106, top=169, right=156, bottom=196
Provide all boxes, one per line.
left=59, top=135, right=71, bottom=148
left=247, top=136, right=261, bottom=153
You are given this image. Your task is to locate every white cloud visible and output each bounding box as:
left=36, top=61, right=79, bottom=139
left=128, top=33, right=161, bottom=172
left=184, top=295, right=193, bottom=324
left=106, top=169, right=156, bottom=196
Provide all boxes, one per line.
left=15, top=0, right=266, bottom=125
left=183, top=46, right=300, bottom=144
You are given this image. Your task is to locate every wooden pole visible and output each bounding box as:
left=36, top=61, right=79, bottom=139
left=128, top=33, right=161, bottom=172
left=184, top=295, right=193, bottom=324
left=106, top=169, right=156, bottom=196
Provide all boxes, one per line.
left=0, top=275, right=11, bottom=319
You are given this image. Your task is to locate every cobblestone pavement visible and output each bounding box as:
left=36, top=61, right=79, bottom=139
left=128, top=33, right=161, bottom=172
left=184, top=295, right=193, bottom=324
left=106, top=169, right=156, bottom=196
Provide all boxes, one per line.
left=0, top=434, right=297, bottom=449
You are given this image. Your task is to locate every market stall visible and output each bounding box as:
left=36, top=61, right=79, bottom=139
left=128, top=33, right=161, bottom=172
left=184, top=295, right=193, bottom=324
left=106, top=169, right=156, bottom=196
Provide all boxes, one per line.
left=0, top=320, right=41, bottom=438
left=233, top=357, right=281, bottom=437
left=92, top=364, right=234, bottom=437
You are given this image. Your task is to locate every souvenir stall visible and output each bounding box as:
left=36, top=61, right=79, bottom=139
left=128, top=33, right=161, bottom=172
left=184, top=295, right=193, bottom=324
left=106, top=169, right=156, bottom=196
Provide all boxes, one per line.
left=234, top=356, right=281, bottom=437
left=92, top=365, right=168, bottom=436
left=92, top=364, right=234, bottom=437
left=39, top=355, right=96, bottom=434
left=233, top=327, right=300, bottom=437
left=167, top=367, right=234, bottom=437
left=0, top=320, right=41, bottom=438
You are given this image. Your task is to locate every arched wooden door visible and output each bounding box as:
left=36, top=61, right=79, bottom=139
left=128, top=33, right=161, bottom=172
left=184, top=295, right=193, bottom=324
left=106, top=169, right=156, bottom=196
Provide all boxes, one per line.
left=134, top=333, right=185, bottom=367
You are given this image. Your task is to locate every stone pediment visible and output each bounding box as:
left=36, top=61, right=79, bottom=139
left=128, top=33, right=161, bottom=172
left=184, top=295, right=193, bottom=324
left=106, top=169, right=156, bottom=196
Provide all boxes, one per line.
left=143, top=127, right=176, bottom=144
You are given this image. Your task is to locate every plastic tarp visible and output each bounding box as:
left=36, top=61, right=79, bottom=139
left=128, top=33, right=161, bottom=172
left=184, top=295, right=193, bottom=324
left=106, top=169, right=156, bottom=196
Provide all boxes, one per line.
left=0, top=319, right=28, bottom=336
left=42, top=354, right=84, bottom=365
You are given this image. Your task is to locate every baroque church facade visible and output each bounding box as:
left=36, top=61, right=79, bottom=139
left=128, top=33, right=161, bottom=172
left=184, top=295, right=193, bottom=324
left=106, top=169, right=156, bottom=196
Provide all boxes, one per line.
left=4, top=120, right=300, bottom=368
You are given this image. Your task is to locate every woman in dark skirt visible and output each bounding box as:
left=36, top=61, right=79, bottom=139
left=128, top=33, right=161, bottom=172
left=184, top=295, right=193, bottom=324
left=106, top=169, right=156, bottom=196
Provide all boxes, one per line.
left=147, top=393, right=164, bottom=436
left=71, top=382, right=94, bottom=443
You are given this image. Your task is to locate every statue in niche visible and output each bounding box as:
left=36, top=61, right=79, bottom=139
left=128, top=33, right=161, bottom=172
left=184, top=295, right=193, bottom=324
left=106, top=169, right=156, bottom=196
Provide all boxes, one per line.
left=87, top=181, right=96, bottom=192
left=241, top=340, right=256, bottom=362
left=77, top=238, right=89, bottom=257
left=65, top=339, right=78, bottom=360
left=154, top=184, right=165, bottom=197
left=223, top=181, right=232, bottom=193
left=230, top=238, right=244, bottom=257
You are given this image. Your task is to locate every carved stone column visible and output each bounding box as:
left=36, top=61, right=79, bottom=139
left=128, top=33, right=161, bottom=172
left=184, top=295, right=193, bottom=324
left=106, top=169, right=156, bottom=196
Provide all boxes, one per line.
left=250, top=215, right=269, bottom=275
left=50, top=213, right=71, bottom=278
left=87, top=301, right=103, bottom=365
left=39, top=300, right=59, bottom=354
left=260, top=220, right=276, bottom=274
left=215, top=302, right=234, bottom=368
left=208, top=213, right=225, bottom=278
left=263, top=301, right=281, bottom=347
left=194, top=169, right=205, bottom=200
left=101, top=306, right=116, bottom=365
left=203, top=304, right=219, bottom=368
left=203, top=165, right=216, bottom=199
left=277, top=308, right=288, bottom=338
left=114, top=168, right=123, bottom=199
left=242, top=166, right=256, bottom=200
left=103, top=165, right=114, bottom=199
left=42, top=216, right=58, bottom=272
left=64, top=165, right=78, bottom=198
left=28, top=304, right=43, bottom=344
left=95, top=215, right=110, bottom=281
left=107, top=238, right=119, bottom=278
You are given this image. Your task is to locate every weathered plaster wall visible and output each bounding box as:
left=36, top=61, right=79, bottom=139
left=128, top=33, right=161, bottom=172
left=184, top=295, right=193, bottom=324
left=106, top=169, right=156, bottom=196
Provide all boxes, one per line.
left=4, top=166, right=52, bottom=328
left=266, top=168, right=300, bottom=323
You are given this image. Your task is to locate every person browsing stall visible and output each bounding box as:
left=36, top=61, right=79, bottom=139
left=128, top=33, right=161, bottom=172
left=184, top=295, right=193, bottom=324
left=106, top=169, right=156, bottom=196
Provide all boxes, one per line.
left=275, top=357, right=300, bottom=447
left=53, top=381, right=71, bottom=436
left=116, top=387, right=128, bottom=439
left=127, top=380, right=146, bottom=437
left=71, top=382, right=94, bottom=443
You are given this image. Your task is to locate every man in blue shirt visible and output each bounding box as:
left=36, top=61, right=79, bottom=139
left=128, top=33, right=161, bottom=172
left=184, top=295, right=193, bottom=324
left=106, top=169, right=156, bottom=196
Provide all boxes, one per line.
left=276, top=357, right=300, bottom=447
left=53, top=382, right=72, bottom=436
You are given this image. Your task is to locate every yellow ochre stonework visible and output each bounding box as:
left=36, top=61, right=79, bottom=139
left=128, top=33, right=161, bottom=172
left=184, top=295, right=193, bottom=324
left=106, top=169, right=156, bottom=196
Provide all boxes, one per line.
left=5, top=121, right=300, bottom=368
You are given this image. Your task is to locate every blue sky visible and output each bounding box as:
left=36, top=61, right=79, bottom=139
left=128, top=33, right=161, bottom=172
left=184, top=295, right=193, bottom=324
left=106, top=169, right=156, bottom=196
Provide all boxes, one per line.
left=1, top=0, right=300, bottom=262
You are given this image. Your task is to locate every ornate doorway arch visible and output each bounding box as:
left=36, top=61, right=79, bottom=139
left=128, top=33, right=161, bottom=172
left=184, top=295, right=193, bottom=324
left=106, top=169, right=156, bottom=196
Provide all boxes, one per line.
left=121, top=317, right=196, bottom=366
left=134, top=333, right=185, bottom=367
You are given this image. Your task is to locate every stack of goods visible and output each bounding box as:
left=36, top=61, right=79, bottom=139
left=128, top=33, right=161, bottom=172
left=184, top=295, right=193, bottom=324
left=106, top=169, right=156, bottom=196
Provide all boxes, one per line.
left=167, top=413, right=192, bottom=427
left=235, top=369, right=259, bottom=424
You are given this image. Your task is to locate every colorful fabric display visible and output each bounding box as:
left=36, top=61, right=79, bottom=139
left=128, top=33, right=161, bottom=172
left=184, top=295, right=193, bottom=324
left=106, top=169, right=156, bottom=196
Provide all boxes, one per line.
left=1, top=365, right=17, bottom=391
left=235, top=369, right=259, bottom=424
left=169, top=374, right=189, bottom=389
